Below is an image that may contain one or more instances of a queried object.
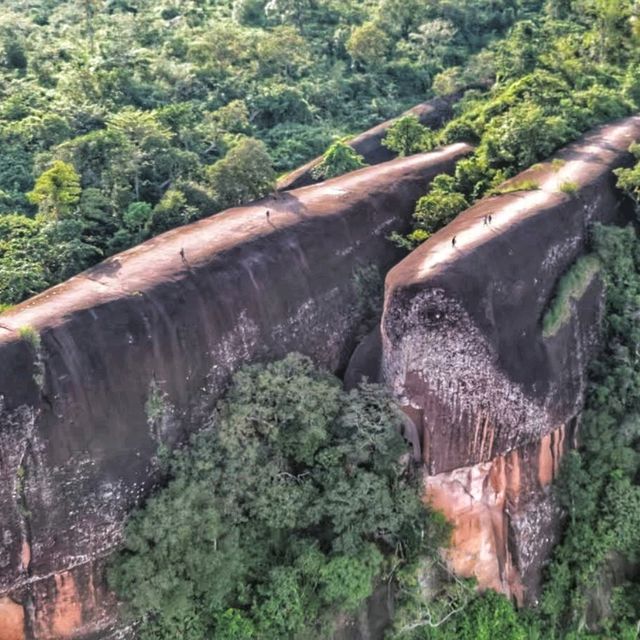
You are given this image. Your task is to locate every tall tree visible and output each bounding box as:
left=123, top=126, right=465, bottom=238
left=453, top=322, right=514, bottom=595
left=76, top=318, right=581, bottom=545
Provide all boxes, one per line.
left=28, top=161, right=81, bottom=220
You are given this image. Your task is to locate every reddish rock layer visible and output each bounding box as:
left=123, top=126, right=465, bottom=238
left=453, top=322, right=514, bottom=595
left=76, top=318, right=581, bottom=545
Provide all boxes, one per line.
left=0, top=144, right=471, bottom=640
left=426, top=423, right=571, bottom=603
left=276, top=93, right=462, bottom=191
left=381, top=115, right=640, bottom=600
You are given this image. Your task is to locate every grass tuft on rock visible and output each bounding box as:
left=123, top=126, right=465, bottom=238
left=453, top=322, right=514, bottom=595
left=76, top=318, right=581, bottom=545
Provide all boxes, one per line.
left=543, top=255, right=601, bottom=337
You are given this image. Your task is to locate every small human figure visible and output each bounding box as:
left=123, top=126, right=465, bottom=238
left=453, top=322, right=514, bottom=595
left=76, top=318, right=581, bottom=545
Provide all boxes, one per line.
left=488, top=214, right=492, bottom=224
left=266, top=209, right=271, bottom=220
left=179, top=247, right=187, bottom=264
left=483, top=215, right=488, bottom=225
left=451, top=235, right=457, bottom=248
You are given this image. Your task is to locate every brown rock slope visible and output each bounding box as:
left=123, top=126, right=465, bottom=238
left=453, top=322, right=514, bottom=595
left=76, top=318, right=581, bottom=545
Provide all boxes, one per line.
left=380, top=115, right=640, bottom=604
left=0, top=144, right=471, bottom=640
left=277, top=93, right=461, bottom=191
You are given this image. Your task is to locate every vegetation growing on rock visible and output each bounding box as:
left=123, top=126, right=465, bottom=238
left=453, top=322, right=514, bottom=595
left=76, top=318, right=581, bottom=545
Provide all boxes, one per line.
left=615, top=142, right=640, bottom=214
left=396, top=0, right=639, bottom=248
left=311, top=138, right=367, bottom=180
left=543, top=255, right=601, bottom=338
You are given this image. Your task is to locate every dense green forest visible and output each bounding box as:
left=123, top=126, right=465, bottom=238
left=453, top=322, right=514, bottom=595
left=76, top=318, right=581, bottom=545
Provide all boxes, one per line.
left=0, top=0, right=534, bottom=308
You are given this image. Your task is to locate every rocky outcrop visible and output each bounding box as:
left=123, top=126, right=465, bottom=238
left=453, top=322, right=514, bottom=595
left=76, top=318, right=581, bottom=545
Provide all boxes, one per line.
left=381, top=115, right=640, bottom=603
left=0, top=144, right=471, bottom=640
left=277, top=93, right=462, bottom=191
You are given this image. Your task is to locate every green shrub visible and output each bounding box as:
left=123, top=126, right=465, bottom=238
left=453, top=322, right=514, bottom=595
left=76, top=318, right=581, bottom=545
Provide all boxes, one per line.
left=395, top=173, right=468, bottom=248
left=614, top=142, right=640, bottom=212
left=383, top=115, right=434, bottom=157
left=559, top=180, right=579, bottom=196
left=542, top=255, right=601, bottom=337
left=18, top=324, right=40, bottom=348
left=490, top=178, right=539, bottom=195
left=312, top=139, right=367, bottom=180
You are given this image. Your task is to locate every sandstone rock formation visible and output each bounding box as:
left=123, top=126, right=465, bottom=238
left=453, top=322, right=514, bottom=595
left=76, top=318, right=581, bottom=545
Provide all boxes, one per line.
left=0, top=144, right=471, bottom=640
left=380, top=115, right=640, bottom=603
left=277, top=93, right=462, bottom=191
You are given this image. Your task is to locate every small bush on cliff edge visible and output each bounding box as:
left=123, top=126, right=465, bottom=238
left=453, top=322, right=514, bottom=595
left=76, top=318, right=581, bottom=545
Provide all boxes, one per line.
left=109, top=354, right=448, bottom=640
left=311, top=139, right=367, bottom=180
left=614, top=142, right=640, bottom=215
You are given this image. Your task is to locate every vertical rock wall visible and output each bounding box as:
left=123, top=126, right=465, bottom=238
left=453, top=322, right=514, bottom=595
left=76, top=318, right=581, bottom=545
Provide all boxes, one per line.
left=0, top=145, right=472, bottom=640
left=381, top=116, right=640, bottom=602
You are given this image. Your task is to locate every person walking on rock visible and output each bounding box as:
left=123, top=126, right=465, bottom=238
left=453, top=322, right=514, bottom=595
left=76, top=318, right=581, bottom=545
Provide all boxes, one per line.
left=451, top=235, right=457, bottom=248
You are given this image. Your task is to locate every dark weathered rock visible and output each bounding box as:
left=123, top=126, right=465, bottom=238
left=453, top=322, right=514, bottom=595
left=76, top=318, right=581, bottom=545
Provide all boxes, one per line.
left=0, top=144, right=471, bottom=640
left=277, top=93, right=462, bottom=191
left=333, top=582, right=395, bottom=640
left=343, top=327, right=383, bottom=390
left=381, top=115, right=640, bottom=602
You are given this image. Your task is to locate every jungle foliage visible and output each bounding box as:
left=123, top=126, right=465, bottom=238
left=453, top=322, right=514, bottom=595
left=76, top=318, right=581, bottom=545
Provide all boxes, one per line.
left=0, top=0, right=537, bottom=306
left=110, top=354, right=449, bottom=639
left=393, top=0, right=640, bottom=247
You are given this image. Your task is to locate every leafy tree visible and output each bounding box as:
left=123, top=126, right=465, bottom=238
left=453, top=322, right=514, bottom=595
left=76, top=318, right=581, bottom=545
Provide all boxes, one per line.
left=206, top=137, right=276, bottom=209
left=614, top=142, right=640, bottom=214
left=111, top=354, right=441, bottom=639
left=148, top=189, right=195, bottom=234
left=312, top=139, right=367, bottom=180
left=265, top=0, right=313, bottom=32
left=383, top=115, right=434, bottom=157
left=392, top=174, right=468, bottom=249
left=405, top=19, right=458, bottom=69
left=3, top=39, right=27, bottom=70
left=346, top=22, right=390, bottom=67
left=27, top=160, right=81, bottom=219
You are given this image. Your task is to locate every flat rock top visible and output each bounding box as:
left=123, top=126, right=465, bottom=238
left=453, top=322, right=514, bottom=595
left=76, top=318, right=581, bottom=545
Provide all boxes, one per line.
left=0, top=143, right=471, bottom=339
left=387, top=116, right=640, bottom=291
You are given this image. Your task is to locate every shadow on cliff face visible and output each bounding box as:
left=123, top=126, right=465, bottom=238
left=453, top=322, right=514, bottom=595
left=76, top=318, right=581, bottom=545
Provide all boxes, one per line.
left=333, top=583, right=395, bottom=640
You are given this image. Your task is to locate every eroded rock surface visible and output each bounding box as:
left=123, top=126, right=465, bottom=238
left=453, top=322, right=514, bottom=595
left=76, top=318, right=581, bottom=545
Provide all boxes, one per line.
left=0, top=144, right=471, bottom=640
left=381, top=115, right=640, bottom=602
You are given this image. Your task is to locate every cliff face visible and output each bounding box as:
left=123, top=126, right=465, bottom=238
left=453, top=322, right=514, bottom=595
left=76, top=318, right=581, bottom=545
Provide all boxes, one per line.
left=276, top=93, right=461, bottom=191
left=0, top=145, right=471, bottom=640
left=381, top=116, right=640, bottom=603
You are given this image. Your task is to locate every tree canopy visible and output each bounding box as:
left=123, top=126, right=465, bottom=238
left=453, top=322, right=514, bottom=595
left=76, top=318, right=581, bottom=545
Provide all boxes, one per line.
left=110, top=354, right=448, bottom=639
